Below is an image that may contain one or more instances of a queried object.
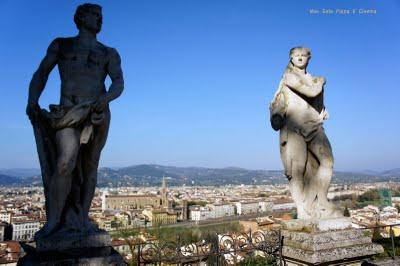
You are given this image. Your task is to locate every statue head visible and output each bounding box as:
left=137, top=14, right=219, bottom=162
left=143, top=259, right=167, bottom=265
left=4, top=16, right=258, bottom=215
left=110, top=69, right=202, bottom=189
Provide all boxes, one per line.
left=289, top=47, right=311, bottom=70
left=74, top=3, right=102, bottom=34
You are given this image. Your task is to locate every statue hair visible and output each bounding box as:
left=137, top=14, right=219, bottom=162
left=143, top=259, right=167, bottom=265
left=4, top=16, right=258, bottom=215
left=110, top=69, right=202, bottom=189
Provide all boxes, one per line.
left=284, top=47, right=311, bottom=74
left=74, top=3, right=102, bottom=31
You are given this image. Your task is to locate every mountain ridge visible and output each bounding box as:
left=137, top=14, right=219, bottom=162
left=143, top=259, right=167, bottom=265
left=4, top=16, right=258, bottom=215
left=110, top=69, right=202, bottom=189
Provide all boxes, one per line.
left=0, top=164, right=399, bottom=187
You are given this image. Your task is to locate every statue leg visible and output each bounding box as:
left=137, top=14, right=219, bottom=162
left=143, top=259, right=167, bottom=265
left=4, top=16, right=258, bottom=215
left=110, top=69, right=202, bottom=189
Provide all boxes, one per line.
left=37, top=127, right=80, bottom=238
left=280, top=128, right=308, bottom=219
left=80, top=110, right=110, bottom=230
left=307, top=128, right=337, bottom=216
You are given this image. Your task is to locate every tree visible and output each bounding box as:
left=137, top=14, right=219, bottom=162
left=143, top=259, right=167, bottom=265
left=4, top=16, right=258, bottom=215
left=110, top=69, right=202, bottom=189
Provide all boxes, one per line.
left=359, top=189, right=380, bottom=202
left=239, top=255, right=277, bottom=266
left=115, top=226, right=141, bottom=266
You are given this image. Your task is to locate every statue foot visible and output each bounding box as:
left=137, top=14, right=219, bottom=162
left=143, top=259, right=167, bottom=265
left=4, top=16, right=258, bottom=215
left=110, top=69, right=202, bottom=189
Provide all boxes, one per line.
left=296, top=202, right=311, bottom=219
left=34, top=222, right=59, bottom=240
left=319, top=201, right=343, bottom=219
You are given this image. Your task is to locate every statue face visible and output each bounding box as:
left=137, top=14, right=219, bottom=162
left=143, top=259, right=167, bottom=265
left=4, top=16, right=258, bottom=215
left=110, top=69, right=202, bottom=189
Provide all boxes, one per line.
left=290, top=50, right=310, bottom=69
left=81, top=8, right=103, bottom=33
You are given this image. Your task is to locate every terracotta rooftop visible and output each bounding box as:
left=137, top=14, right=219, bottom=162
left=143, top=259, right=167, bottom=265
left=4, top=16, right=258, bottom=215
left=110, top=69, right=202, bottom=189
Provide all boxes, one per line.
left=0, top=241, right=22, bottom=263
left=106, top=195, right=158, bottom=198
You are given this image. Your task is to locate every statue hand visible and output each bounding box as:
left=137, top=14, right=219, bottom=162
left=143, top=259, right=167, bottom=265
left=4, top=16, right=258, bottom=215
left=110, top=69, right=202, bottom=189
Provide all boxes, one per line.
left=323, top=109, right=329, bottom=120
left=315, top=76, right=326, bottom=86
left=93, top=96, right=108, bottom=112
left=26, top=102, right=40, bottom=122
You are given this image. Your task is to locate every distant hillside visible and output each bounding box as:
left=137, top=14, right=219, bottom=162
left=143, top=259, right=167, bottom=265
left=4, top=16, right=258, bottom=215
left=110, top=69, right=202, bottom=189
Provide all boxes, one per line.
left=0, top=168, right=41, bottom=178
left=97, top=165, right=284, bottom=187
left=380, top=168, right=400, bottom=177
left=0, top=165, right=398, bottom=187
left=0, top=174, right=25, bottom=186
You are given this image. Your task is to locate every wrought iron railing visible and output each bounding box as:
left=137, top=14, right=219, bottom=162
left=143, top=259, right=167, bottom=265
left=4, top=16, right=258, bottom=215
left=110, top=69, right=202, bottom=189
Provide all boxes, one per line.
left=358, top=222, right=400, bottom=260
left=117, top=223, right=400, bottom=265
left=123, top=229, right=284, bottom=265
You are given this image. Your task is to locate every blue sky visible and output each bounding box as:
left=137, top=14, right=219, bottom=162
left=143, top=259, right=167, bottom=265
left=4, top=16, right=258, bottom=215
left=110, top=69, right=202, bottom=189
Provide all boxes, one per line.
left=0, top=0, right=399, bottom=171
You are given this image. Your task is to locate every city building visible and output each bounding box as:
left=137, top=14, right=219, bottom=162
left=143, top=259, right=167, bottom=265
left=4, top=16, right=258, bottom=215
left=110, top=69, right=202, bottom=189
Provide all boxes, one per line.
left=103, top=195, right=162, bottom=212
left=181, top=200, right=188, bottom=220
left=209, top=203, right=235, bottom=217
left=235, top=200, right=272, bottom=215
left=102, top=178, right=172, bottom=212
left=189, top=203, right=235, bottom=221
left=11, top=219, right=40, bottom=241
left=0, top=223, right=6, bottom=242
left=111, top=238, right=132, bottom=256
left=0, top=212, right=11, bottom=224
left=190, top=206, right=212, bottom=221
left=142, top=207, right=177, bottom=226
left=161, top=177, right=169, bottom=208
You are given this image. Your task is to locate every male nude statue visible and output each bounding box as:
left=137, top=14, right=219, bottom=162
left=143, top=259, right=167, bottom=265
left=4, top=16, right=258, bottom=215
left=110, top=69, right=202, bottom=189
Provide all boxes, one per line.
left=270, top=47, right=341, bottom=219
left=26, top=3, right=124, bottom=239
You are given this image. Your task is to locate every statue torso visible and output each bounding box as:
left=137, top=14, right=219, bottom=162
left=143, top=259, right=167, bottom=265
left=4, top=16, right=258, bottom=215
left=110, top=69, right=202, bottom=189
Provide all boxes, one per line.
left=56, top=37, right=109, bottom=106
left=282, top=73, right=324, bottom=139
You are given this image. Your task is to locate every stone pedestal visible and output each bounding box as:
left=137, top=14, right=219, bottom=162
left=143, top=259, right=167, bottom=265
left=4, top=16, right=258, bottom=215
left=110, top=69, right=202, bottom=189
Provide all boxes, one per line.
left=18, top=230, right=127, bottom=266
left=36, top=230, right=111, bottom=252
left=18, top=247, right=126, bottom=266
left=281, top=218, right=384, bottom=265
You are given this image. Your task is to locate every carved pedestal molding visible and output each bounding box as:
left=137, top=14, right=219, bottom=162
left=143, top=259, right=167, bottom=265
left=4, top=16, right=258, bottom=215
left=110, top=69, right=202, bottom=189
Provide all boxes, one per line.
left=281, top=218, right=384, bottom=265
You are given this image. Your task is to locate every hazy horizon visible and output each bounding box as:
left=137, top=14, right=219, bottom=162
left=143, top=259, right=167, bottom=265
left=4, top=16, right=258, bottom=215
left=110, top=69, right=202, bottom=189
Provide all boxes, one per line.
left=0, top=163, right=398, bottom=174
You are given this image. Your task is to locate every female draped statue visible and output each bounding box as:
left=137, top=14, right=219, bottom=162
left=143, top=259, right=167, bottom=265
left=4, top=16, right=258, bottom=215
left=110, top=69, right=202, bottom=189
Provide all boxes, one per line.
left=270, top=47, right=341, bottom=219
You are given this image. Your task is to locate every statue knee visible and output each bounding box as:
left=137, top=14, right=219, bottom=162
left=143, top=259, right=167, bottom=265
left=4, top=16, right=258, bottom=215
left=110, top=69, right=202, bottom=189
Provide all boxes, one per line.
left=291, top=161, right=306, bottom=179
left=84, top=159, right=99, bottom=184
left=56, top=159, right=76, bottom=177
left=321, top=157, right=334, bottom=170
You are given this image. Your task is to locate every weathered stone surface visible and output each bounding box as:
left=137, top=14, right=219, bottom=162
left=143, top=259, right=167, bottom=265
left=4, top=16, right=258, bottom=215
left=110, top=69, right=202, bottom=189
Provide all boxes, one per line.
left=282, top=229, right=372, bottom=251
left=283, top=243, right=383, bottom=265
left=282, top=217, right=352, bottom=232
left=36, top=230, right=111, bottom=252
left=24, top=4, right=126, bottom=265
left=27, top=3, right=124, bottom=241
left=269, top=47, right=342, bottom=220
left=282, top=223, right=384, bottom=265
left=17, top=247, right=127, bottom=266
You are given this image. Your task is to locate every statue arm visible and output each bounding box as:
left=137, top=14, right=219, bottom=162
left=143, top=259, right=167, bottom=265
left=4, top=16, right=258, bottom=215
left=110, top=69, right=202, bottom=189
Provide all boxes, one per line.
left=28, top=39, right=59, bottom=106
left=322, top=107, right=329, bottom=120
left=284, top=73, right=324, bottom=98
left=105, top=48, right=124, bottom=103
